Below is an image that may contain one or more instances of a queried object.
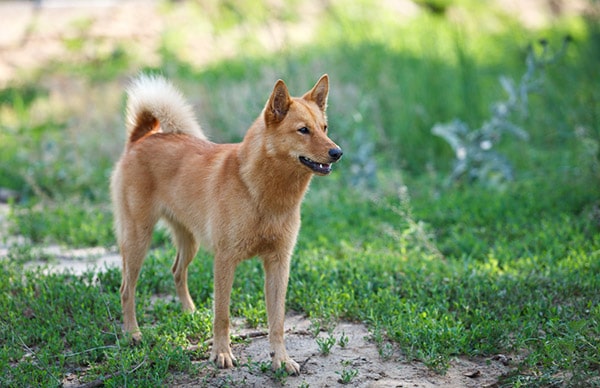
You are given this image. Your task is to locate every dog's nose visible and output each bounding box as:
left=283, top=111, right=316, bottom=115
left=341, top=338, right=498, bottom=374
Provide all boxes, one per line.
left=328, top=147, right=343, bottom=161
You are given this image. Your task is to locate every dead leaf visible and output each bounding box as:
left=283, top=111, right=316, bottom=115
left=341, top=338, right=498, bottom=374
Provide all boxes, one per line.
left=464, top=369, right=481, bottom=378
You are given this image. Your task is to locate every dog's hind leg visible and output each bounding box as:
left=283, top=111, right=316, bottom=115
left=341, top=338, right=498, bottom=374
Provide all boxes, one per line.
left=119, top=216, right=155, bottom=342
left=170, top=222, right=199, bottom=312
left=210, top=251, right=238, bottom=369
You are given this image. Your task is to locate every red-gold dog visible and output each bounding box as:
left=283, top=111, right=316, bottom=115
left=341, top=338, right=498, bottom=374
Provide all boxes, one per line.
left=111, top=74, right=342, bottom=374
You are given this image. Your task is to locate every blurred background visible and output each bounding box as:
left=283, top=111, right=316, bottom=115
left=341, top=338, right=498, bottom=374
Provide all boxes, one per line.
left=0, top=0, right=598, bottom=241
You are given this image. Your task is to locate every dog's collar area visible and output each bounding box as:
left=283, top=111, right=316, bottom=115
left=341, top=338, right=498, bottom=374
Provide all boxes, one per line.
left=299, top=156, right=332, bottom=174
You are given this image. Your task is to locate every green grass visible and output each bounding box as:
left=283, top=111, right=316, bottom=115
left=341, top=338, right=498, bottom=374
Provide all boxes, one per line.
left=2, top=173, right=599, bottom=386
left=1, top=0, right=599, bottom=386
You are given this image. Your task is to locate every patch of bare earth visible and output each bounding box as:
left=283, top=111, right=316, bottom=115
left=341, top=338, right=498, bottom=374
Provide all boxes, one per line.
left=171, top=315, right=511, bottom=387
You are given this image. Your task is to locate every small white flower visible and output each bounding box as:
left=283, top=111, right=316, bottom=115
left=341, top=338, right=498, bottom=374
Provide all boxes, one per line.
left=480, top=140, right=492, bottom=150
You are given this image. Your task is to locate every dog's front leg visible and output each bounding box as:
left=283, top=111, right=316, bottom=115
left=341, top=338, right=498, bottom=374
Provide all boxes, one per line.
left=210, top=255, right=237, bottom=368
left=263, top=255, right=300, bottom=375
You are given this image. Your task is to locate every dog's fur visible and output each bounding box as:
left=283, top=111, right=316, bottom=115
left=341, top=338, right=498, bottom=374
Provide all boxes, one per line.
left=110, top=74, right=342, bottom=374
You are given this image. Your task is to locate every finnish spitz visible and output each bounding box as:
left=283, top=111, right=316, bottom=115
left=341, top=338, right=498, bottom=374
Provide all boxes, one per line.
left=111, top=74, right=342, bottom=374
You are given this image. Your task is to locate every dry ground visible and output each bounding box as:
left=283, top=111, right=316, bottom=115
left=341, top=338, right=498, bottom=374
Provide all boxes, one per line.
left=171, top=315, right=512, bottom=387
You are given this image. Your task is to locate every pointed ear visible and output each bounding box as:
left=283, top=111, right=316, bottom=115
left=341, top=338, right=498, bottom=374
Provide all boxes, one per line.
left=303, top=74, right=329, bottom=112
left=266, top=79, right=292, bottom=123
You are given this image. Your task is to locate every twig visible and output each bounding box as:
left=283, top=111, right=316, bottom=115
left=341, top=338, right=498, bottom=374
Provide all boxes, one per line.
left=189, top=327, right=314, bottom=352
left=288, top=329, right=312, bottom=336
left=63, top=345, right=118, bottom=358
left=77, top=357, right=147, bottom=388
left=17, top=335, right=62, bottom=386
left=186, top=331, right=269, bottom=352
left=299, top=354, right=314, bottom=372
left=20, top=172, right=52, bottom=203
left=235, top=330, right=269, bottom=340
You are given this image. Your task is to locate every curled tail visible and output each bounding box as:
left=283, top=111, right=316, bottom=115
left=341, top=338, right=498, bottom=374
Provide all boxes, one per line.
left=125, top=74, right=206, bottom=144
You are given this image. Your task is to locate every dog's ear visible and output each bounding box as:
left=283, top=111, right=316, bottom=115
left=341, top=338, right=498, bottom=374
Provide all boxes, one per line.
left=304, top=74, right=329, bottom=112
left=266, top=79, right=292, bottom=123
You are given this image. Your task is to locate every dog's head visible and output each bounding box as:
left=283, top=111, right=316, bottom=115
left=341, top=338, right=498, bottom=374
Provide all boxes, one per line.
left=264, top=75, right=343, bottom=176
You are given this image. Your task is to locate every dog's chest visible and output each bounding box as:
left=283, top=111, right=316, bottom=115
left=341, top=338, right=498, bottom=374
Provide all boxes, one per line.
left=238, top=211, right=300, bottom=256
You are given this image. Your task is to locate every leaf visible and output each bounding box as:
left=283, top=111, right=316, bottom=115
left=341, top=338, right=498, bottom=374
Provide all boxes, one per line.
left=432, top=120, right=469, bottom=154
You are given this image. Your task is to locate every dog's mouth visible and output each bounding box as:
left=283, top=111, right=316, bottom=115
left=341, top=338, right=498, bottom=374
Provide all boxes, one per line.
left=299, top=156, right=332, bottom=175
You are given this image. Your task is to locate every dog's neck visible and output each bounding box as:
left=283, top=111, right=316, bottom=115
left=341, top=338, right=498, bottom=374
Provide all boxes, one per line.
left=238, top=120, right=313, bottom=214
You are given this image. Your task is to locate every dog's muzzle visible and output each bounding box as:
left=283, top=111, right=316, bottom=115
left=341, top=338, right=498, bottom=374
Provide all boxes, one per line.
left=299, top=147, right=343, bottom=175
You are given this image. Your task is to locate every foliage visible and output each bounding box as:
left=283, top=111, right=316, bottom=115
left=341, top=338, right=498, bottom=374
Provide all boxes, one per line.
left=8, top=202, right=113, bottom=247
left=432, top=38, right=571, bottom=186
left=315, top=334, right=336, bottom=356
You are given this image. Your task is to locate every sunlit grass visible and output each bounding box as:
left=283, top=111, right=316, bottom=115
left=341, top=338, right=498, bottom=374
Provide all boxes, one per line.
left=3, top=172, right=599, bottom=385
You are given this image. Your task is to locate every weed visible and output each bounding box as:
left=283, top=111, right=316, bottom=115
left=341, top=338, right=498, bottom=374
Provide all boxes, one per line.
left=574, top=125, right=600, bottom=176
left=432, top=38, right=570, bottom=186
left=242, top=358, right=292, bottom=385
left=308, top=320, right=321, bottom=337
left=6, top=244, right=53, bottom=265
left=336, top=363, right=359, bottom=384
left=369, top=328, right=395, bottom=361
left=272, top=365, right=289, bottom=385
left=8, top=201, right=113, bottom=247
left=316, top=335, right=336, bottom=356
left=375, top=184, right=444, bottom=259
left=338, top=331, right=349, bottom=348
left=259, top=361, right=271, bottom=373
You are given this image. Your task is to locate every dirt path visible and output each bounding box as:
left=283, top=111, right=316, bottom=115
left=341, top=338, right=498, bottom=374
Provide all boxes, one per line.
left=171, top=314, right=511, bottom=387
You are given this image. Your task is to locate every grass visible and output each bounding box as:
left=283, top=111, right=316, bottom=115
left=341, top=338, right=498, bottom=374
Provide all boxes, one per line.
left=2, top=174, right=599, bottom=386
left=1, top=0, right=599, bottom=386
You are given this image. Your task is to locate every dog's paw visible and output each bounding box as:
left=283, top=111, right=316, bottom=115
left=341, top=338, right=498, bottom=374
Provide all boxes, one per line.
left=210, top=348, right=237, bottom=369
left=272, top=354, right=300, bottom=375
left=126, top=330, right=142, bottom=344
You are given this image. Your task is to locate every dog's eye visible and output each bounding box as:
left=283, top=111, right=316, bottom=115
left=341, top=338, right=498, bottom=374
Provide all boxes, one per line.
left=324, top=125, right=328, bottom=133
left=298, top=127, right=310, bottom=135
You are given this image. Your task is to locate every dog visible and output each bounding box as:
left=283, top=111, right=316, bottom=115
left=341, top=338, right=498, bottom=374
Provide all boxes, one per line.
left=110, top=74, right=342, bottom=374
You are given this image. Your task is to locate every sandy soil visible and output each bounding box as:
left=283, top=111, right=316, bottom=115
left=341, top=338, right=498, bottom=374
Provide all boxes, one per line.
left=171, top=314, right=512, bottom=387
